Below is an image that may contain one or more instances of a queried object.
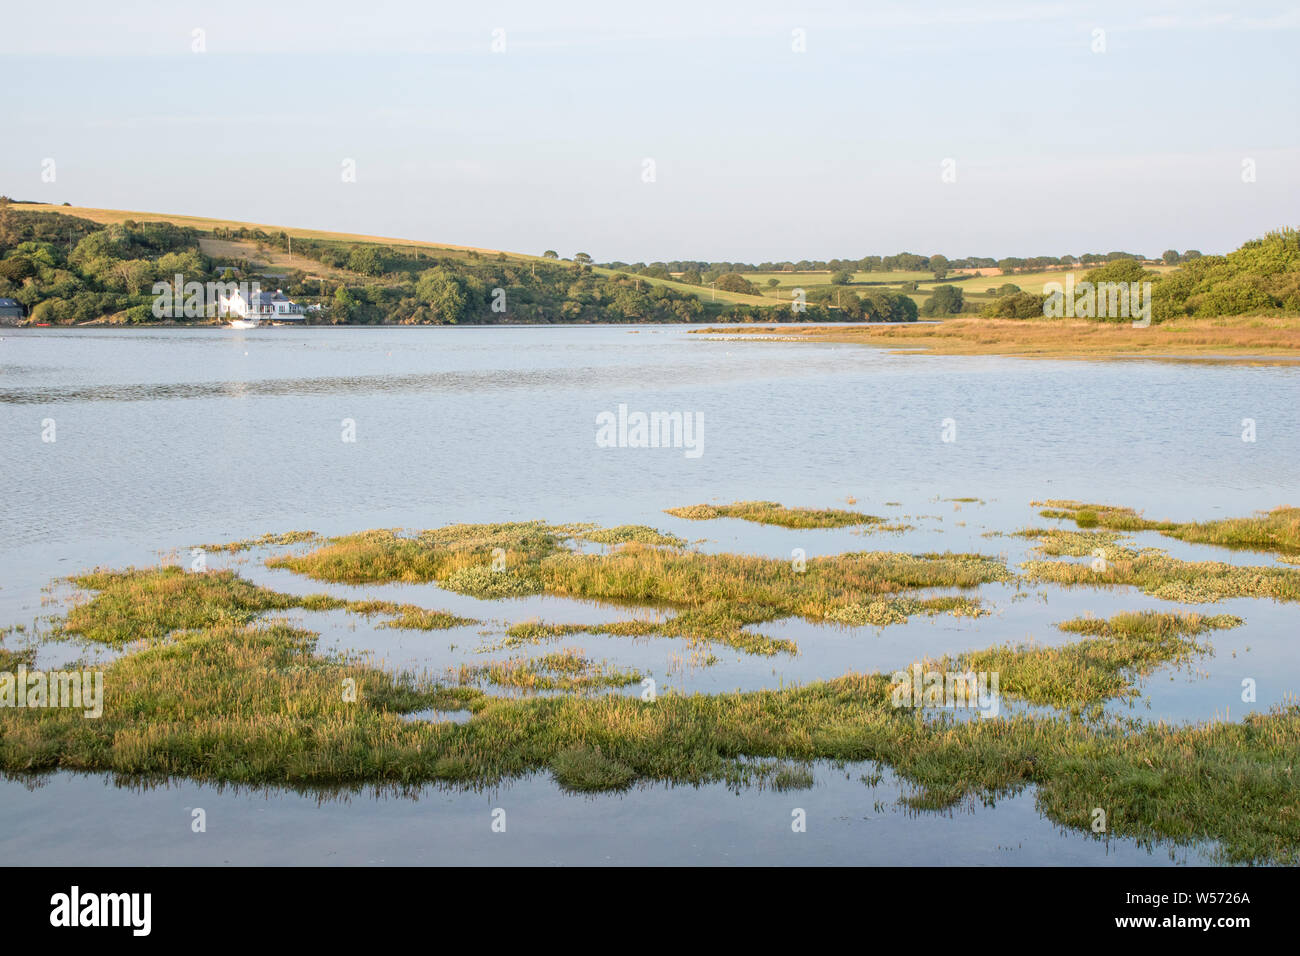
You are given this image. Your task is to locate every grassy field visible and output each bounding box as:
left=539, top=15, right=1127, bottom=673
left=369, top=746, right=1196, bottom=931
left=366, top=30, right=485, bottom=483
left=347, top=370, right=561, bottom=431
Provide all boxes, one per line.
left=592, top=266, right=770, bottom=306
left=953, top=266, right=1178, bottom=295
left=674, top=266, right=1186, bottom=314
left=196, top=237, right=356, bottom=280
left=698, top=315, right=1300, bottom=360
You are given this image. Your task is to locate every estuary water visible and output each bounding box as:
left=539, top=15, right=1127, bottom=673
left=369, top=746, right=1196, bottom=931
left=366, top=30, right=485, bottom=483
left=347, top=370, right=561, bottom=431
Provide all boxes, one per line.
left=2, top=325, right=1298, bottom=865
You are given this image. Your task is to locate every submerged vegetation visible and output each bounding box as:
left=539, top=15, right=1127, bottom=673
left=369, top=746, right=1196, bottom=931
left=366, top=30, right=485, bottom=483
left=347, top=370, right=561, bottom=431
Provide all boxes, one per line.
left=5, top=502, right=1300, bottom=863
left=196, top=530, right=320, bottom=553
left=458, top=649, right=642, bottom=692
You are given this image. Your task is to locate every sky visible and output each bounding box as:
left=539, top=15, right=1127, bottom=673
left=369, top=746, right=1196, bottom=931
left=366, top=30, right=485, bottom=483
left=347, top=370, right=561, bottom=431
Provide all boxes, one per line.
left=2, top=0, right=1298, bottom=262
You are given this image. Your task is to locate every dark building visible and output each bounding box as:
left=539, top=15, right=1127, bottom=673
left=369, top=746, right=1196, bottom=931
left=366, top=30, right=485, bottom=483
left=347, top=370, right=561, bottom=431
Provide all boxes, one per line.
left=0, top=297, right=24, bottom=324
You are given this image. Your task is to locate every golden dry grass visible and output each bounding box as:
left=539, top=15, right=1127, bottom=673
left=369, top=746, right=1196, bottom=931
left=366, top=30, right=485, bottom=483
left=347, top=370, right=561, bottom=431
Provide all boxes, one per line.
left=700, top=316, right=1300, bottom=361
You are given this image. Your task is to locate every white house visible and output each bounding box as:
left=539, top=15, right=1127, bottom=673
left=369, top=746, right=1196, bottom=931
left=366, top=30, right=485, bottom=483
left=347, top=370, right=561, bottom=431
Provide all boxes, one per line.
left=219, top=288, right=307, bottom=321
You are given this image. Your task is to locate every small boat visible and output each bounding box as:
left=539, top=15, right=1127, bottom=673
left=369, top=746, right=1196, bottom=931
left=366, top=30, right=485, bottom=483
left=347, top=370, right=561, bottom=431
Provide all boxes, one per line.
left=228, top=318, right=261, bottom=329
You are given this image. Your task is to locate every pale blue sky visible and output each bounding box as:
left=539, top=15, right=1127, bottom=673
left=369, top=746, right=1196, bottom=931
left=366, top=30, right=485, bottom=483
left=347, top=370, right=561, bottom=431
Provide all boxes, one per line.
left=3, top=1, right=1297, bottom=261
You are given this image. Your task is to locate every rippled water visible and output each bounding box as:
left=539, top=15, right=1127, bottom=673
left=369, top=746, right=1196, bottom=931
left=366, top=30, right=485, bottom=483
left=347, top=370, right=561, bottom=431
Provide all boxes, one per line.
left=2, top=325, right=1298, bottom=864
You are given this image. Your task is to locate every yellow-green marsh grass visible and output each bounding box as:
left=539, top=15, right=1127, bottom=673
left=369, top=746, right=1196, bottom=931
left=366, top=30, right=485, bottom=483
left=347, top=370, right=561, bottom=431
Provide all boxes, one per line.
left=195, top=530, right=320, bottom=553
left=14, top=515, right=1300, bottom=862
left=665, top=500, right=897, bottom=530
left=4, top=600, right=1299, bottom=861
left=1038, top=500, right=1300, bottom=558
left=271, top=523, right=1013, bottom=654
left=957, top=612, right=1241, bottom=711
left=340, top=600, right=476, bottom=631
left=61, top=567, right=473, bottom=647
left=1021, top=546, right=1300, bottom=603
left=577, top=525, right=686, bottom=547
left=457, top=648, right=642, bottom=692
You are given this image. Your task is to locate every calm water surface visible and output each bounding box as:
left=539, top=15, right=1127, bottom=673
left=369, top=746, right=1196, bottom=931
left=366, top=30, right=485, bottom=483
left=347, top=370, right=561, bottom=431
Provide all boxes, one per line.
left=2, top=326, right=1298, bottom=864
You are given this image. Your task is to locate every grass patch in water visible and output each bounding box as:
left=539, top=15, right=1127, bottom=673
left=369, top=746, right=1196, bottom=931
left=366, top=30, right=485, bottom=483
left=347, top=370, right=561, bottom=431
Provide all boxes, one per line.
left=272, top=525, right=1012, bottom=655
left=497, top=620, right=591, bottom=648
left=341, top=600, right=477, bottom=631
left=665, top=500, right=892, bottom=529
left=957, top=611, right=1241, bottom=711
left=1015, top=528, right=1131, bottom=557
left=458, top=648, right=642, bottom=692
left=1021, top=545, right=1300, bottom=603
left=195, top=530, right=320, bottom=553
left=578, top=525, right=686, bottom=547
left=62, top=566, right=471, bottom=646
left=1037, top=501, right=1300, bottom=557
left=4, top=587, right=1298, bottom=863
left=64, top=567, right=335, bottom=646
left=825, top=596, right=987, bottom=627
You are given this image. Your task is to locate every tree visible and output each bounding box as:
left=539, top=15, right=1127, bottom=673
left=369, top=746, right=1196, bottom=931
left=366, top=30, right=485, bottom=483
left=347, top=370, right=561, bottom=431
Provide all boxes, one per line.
left=929, top=254, right=950, bottom=279
left=0, top=202, right=17, bottom=253
left=330, top=286, right=357, bottom=323
left=861, top=289, right=918, bottom=322
left=829, top=270, right=852, bottom=285
left=920, top=284, right=963, bottom=316
left=574, top=252, right=592, bottom=265
left=543, top=250, right=558, bottom=259
left=416, top=267, right=470, bottom=323
left=1162, top=249, right=1181, bottom=265
left=1084, top=259, right=1150, bottom=285
left=982, top=292, right=1047, bottom=319
left=714, top=272, right=757, bottom=295
left=347, top=246, right=385, bottom=276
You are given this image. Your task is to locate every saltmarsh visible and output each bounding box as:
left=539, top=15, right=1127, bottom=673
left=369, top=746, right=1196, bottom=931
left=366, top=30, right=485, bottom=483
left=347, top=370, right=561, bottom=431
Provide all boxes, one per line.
left=1037, top=500, right=1300, bottom=558
left=954, top=611, right=1242, bottom=712
left=2, top=597, right=1297, bottom=863
left=664, top=499, right=907, bottom=531
left=61, top=566, right=476, bottom=647
left=267, top=521, right=1013, bottom=654
left=5, top=505, right=1300, bottom=864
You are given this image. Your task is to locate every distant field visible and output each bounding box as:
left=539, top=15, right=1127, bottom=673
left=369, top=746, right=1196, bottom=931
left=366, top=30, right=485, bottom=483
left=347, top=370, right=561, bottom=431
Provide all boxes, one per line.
left=744, top=269, right=939, bottom=290
left=953, top=265, right=1177, bottom=295
left=593, top=267, right=771, bottom=306
left=196, top=237, right=358, bottom=280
